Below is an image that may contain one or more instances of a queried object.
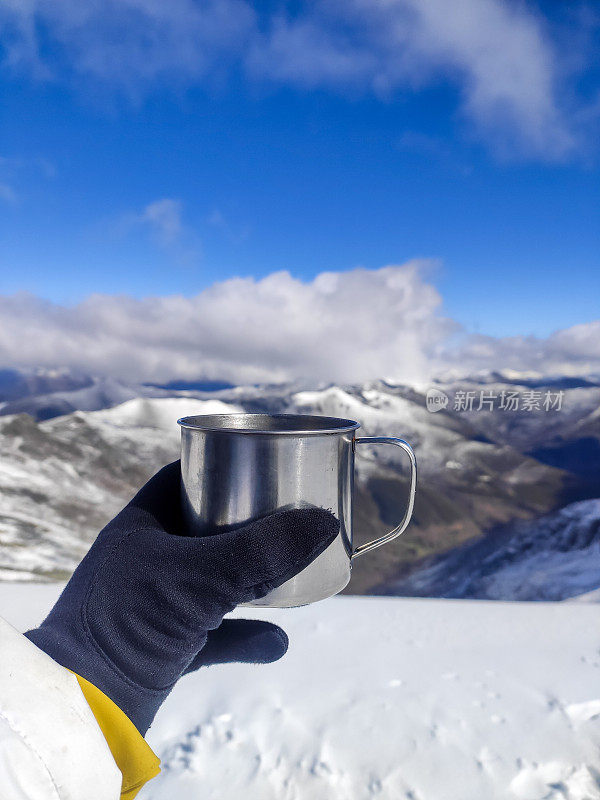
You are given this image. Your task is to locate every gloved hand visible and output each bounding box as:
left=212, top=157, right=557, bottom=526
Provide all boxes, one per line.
left=26, top=461, right=339, bottom=734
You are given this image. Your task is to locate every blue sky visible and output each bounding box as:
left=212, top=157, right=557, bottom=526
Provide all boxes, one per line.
left=0, top=1, right=599, bottom=383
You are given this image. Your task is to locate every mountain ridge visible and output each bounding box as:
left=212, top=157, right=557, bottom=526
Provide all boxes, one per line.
left=0, top=369, right=598, bottom=599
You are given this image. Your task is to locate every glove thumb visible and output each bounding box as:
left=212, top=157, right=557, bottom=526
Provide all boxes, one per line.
left=184, top=619, right=288, bottom=673
left=201, top=506, right=340, bottom=599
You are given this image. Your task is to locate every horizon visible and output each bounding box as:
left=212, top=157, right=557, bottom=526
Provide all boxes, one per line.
left=2, top=361, right=599, bottom=390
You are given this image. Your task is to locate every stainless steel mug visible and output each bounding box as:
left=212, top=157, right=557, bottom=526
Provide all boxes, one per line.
left=178, top=413, right=417, bottom=607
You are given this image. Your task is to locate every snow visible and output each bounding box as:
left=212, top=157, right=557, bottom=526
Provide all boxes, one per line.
left=570, top=588, right=600, bottom=603
left=3, top=583, right=599, bottom=800
left=382, top=499, right=600, bottom=602
left=479, top=540, right=600, bottom=601
left=292, top=385, right=469, bottom=474
left=91, top=397, right=243, bottom=432
left=0, top=397, right=244, bottom=581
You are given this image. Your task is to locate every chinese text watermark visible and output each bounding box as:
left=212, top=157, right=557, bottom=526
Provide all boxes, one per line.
left=426, top=388, right=564, bottom=413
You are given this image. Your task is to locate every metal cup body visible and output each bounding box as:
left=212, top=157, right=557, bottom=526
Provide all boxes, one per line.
left=179, top=414, right=358, bottom=607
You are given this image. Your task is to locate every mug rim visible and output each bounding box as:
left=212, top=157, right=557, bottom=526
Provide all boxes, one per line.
left=177, top=412, right=361, bottom=435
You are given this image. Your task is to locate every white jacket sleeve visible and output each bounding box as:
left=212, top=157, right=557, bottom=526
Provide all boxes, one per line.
left=0, top=615, right=122, bottom=800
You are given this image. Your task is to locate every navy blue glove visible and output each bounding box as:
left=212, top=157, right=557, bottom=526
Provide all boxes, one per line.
left=26, top=461, right=339, bottom=734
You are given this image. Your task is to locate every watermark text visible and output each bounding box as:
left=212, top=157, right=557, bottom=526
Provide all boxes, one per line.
left=426, top=388, right=564, bottom=413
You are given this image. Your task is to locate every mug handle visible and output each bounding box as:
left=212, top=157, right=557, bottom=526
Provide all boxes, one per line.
left=351, top=437, right=417, bottom=559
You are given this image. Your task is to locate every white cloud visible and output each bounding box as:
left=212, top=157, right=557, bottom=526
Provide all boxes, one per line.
left=247, top=0, right=578, bottom=160
left=0, top=0, right=594, bottom=159
left=116, top=197, right=200, bottom=262
left=0, top=262, right=598, bottom=385
left=0, top=0, right=255, bottom=95
left=138, top=198, right=184, bottom=245
left=459, top=322, right=600, bottom=379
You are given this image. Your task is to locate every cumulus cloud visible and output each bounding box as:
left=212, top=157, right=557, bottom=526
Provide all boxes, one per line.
left=0, top=0, right=595, bottom=159
left=0, top=262, right=598, bottom=385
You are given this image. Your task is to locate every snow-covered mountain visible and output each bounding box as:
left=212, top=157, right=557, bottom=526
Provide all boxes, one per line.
left=378, top=499, right=600, bottom=601
left=0, top=370, right=598, bottom=600
left=0, top=372, right=172, bottom=420
left=0, top=366, right=94, bottom=403
left=0, top=396, right=244, bottom=580
left=4, top=583, right=600, bottom=800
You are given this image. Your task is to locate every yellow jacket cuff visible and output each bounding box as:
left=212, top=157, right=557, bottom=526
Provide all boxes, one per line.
left=72, top=672, right=161, bottom=799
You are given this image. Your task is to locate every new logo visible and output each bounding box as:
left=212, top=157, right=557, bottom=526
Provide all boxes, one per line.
left=426, top=388, right=449, bottom=413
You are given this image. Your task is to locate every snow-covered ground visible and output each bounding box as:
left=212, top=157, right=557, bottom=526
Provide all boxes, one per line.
left=3, top=583, right=599, bottom=800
